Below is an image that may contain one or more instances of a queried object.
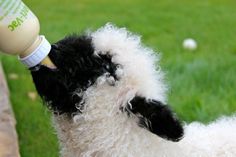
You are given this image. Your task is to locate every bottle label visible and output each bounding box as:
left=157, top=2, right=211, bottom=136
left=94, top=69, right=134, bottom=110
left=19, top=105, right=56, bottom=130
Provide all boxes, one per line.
left=0, top=0, right=36, bottom=31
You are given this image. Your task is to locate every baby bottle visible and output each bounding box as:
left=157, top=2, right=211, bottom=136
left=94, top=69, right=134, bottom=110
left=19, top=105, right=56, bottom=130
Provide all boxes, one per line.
left=0, top=0, right=54, bottom=68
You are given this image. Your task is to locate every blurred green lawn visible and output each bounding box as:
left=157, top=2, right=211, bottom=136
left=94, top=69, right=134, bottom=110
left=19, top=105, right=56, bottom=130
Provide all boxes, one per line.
left=0, top=0, right=236, bottom=156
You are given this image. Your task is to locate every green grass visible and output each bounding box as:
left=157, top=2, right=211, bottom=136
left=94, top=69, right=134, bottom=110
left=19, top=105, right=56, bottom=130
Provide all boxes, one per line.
left=1, top=0, right=236, bottom=156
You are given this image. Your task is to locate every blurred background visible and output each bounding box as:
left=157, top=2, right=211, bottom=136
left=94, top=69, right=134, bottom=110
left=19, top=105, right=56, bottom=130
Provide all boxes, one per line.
left=0, top=0, right=236, bottom=156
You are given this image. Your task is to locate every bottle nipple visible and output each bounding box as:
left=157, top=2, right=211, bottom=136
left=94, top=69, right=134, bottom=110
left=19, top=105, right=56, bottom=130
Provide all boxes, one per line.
left=19, top=35, right=55, bottom=68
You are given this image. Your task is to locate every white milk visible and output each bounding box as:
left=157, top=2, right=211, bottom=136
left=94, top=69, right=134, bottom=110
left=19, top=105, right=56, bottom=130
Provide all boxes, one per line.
left=0, top=0, right=54, bottom=67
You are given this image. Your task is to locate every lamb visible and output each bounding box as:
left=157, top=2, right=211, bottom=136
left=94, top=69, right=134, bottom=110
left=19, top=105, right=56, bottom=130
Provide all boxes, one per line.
left=30, top=24, right=236, bottom=157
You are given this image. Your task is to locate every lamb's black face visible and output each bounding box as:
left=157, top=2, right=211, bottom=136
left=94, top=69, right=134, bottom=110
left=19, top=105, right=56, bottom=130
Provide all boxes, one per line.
left=31, top=34, right=183, bottom=142
left=31, top=35, right=118, bottom=114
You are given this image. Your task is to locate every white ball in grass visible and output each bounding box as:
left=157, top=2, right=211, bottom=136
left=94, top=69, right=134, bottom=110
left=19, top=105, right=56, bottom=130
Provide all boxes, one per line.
left=183, top=38, right=197, bottom=51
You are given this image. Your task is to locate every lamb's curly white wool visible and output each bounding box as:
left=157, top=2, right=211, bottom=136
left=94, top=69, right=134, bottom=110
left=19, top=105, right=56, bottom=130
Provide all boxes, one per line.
left=31, top=24, right=236, bottom=157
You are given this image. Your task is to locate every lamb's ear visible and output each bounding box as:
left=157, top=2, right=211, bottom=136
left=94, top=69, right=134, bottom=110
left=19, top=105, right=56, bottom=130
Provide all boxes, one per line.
left=30, top=65, right=79, bottom=114
left=127, top=96, right=184, bottom=142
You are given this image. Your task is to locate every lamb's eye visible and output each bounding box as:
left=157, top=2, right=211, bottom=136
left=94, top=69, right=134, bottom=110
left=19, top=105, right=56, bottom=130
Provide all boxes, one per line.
left=102, top=63, right=110, bottom=71
left=105, top=64, right=110, bottom=70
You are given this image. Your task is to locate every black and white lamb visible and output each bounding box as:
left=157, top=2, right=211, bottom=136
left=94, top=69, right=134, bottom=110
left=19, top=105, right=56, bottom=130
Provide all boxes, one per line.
left=31, top=24, right=236, bottom=157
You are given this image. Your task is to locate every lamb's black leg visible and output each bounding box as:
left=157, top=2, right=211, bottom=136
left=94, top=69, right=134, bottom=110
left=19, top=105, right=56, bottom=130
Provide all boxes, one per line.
left=127, top=96, right=184, bottom=142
